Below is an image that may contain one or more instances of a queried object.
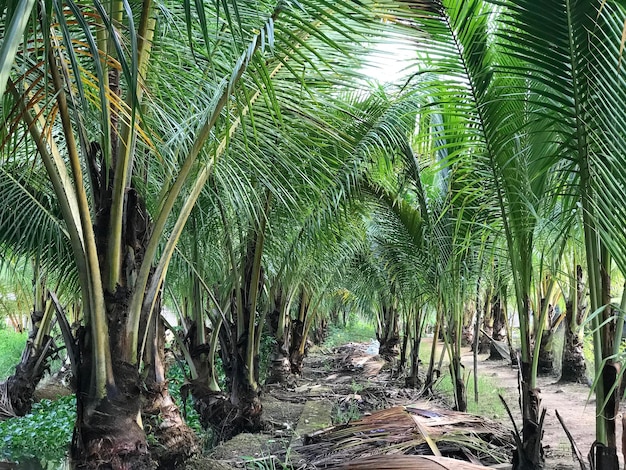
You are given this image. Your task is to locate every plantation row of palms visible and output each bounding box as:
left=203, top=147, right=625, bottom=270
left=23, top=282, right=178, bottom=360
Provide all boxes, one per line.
left=2, top=0, right=626, bottom=469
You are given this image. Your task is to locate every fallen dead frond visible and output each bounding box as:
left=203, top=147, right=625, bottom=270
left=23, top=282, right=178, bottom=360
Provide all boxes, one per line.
left=339, top=454, right=493, bottom=469
left=0, top=381, right=17, bottom=420
left=297, top=403, right=513, bottom=468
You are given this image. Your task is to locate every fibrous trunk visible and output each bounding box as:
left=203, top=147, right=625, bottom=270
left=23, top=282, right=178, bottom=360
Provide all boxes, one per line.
left=143, top=314, right=198, bottom=468
left=71, top=289, right=154, bottom=470
left=1, top=309, right=55, bottom=418
left=194, top=311, right=262, bottom=440
left=536, top=301, right=555, bottom=376
left=266, top=297, right=292, bottom=384
left=405, top=311, right=423, bottom=388
left=560, top=329, right=586, bottom=383
left=71, top=181, right=154, bottom=468
left=450, top=356, right=466, bottom=412
left=378, top=305, right=399, bottom=361
left=560, top=265, right=587, bottom=383
left=513, top=361, right=544, bottom=469
left=289, top=319, right=306, bottom=375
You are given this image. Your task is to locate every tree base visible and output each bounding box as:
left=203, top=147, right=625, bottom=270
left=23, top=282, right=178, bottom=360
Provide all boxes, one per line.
left=559, top=338, right=587, bottom=384
left=72, top=411, right=155, bottom=470
left=191, top=382, right=263, bottom=441
left=143, top=383, right=198, bottom=468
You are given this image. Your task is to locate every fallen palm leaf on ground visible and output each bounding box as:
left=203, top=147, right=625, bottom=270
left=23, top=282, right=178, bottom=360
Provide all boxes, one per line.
left=296, top=403, right=513, bottom=468
left=339, top=454, right=493, bottom=469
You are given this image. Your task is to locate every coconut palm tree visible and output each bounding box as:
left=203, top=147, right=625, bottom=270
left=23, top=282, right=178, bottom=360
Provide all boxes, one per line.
left=488, top=2, right=626, bottom=466
left=397, top=1, right=566, bottom=465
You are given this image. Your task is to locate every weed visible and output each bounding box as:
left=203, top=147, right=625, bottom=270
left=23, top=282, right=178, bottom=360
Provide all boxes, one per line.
left=0, top=395, right=75, bottom=463
left=350, top=379, right=364, bottom=394
left=166, top=361, right=203, bottom=436
left=435, top=373, right=506, bottom=419
left=332, top=399, right=362, bottom=424
left=0, top=328, right=27, bottom=380
left=242, top=455, right=294, bottom=469
left=323, top=318, right=375, bottom=349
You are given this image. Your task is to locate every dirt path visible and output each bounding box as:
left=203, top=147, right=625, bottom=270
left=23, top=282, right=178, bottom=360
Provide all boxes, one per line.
left=461, top=348, right=602, bottom=468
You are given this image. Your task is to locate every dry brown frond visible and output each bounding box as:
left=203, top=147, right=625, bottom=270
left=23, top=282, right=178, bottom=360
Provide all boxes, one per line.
left=297, top=402, right=513, bottom=468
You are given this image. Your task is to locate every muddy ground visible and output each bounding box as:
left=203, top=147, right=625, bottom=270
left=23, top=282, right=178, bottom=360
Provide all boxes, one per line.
left=189, top=339, right=614, bottom=469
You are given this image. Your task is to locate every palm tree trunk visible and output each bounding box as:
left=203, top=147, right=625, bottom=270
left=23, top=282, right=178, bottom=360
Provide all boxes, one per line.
left=488, top=294, right=507, bottom=360
left=560, top=264, right=587, bottom=383
left=267, top=294, right=292, bottom=384
left=1, top=285, right=56, bottom=419
left=378, top=304, right=400, bottom=361
left=193, top=313, right=263, bottom=440
left=71, top=180, right=154, bottom=468
left=425, top=309, right=442, bottom=393
left=536, top=300, right=556, bottom=376
left=288, top=288, right=310, bottom=375
left=72, top=288, right=153, bottom=470
left=451, top=357, right=466, bottom=412
left=289, top=318, right=306, bottom=375
left=143, top=311, right=198, bottom=468
left=514, top=360, right=544, bottom=470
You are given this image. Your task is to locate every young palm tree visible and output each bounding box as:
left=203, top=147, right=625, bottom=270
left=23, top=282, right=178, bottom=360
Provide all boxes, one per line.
left=492, top=2, right=626, bottom=466
left=399, top=1, right=564, bottom=465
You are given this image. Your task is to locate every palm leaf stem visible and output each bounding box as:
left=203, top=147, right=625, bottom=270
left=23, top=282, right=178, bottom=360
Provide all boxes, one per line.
left=245, top=192, right=270, bottom=388
left=123, top=5, right=283, bottom=363
left=530, top=233, right=567, bottom=384
left=0, top=0, right=36, bottom=98
left=612, top=284, right=626, bottom=357
left=107, top=0, right=156, bottom=290
left=561, top=0, right=606, bottom=443
left=47, top=42, right=113, bottom=398
left=137, top=53, right=287, bottom=365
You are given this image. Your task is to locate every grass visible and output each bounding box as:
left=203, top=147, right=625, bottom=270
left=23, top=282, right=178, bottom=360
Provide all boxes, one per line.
left=434, top=371, right=507, bottom=419
left=0, top=327, right=27, bottom=379
left=323, top=317, right=376, bottom=348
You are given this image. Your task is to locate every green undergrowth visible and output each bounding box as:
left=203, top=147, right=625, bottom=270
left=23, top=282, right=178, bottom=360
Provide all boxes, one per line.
left=0, top=395, right=75, bottom=464
left=434, top=372, right=506, bottom=419
left=166, top=361, right=204, bottom=438
left=0, top=363, right=211, bottom=465
left=0, top=328, right=27, bottom=379
left=323, top=317, right=376, bottom=348
left=241, top=453, right=296, bottom=470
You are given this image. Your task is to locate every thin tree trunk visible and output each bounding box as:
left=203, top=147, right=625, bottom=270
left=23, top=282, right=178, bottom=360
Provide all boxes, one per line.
left=378, top=304, right=400, bottom=361
left=406, top=308, right=424, bottom=388
left=267, top=290, right=292, bottom=384
left=425, top=311, right=442, bottom=393
left=560, top=265, right=587, bottom=383
left=451, top=356, right=467, bottom=412
left=596, top=249, right=619, bottom=468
